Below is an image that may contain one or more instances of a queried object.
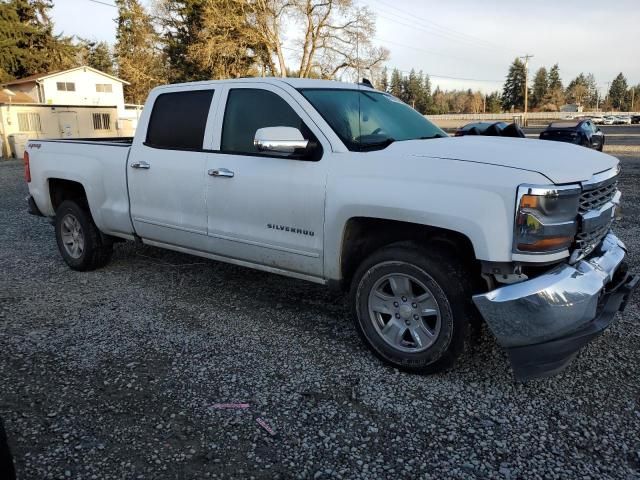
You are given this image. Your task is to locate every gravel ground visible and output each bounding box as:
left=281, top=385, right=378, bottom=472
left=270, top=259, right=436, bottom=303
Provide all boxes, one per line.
left=1, top=157, right=640, bottom=480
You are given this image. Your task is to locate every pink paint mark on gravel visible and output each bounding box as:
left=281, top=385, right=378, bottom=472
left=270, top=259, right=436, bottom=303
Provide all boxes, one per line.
left=256, top=417, right=275, bottom=436
left=209, top=403, right=250, bottom=409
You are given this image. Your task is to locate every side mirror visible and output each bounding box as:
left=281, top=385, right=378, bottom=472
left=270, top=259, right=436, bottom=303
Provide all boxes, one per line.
left=254, top=127, right=309, bottom=154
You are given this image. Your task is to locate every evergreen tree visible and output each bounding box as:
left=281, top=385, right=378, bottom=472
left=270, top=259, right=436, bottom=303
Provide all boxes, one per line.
left=502, top=57, right=527, bottom=111
left=415, top=72, right=431, bottom=114
left=389, top=68, right=403, bottom=99
left=0, top=1, right=25, bottom=81
left=530, top=67, right=547, bottom=108
left=161, top=0, right=259, bottom=82
left=405, top=68, right=422, bottom=109
left=485, top=91, right=502, bottom=113
left=608, top=73, right=628, bottom=110
left=548, top=64, right=562, bottom=90
left=0, top=0, right=77, bottom=80
left=544, top=63, right=564, bottom=108
left=88, top=41, right=114, bottom=74
left=115, top=0, right=165, bottom=104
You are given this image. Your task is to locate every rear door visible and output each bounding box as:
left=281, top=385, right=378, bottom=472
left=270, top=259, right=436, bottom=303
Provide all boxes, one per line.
left=128, top=88, right=216, bottom=251
left=204, top=83, right=329, bottom=277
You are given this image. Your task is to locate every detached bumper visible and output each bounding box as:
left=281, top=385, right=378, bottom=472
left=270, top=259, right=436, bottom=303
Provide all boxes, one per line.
left=473, top=233, right=638, bottom=381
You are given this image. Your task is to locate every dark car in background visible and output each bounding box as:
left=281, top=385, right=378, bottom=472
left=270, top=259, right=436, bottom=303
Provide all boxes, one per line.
left=454, top=121, right=525, bottom=138
left=632, top=115, right=640, bottom=124
left=539, top=119, right=605, bottom=151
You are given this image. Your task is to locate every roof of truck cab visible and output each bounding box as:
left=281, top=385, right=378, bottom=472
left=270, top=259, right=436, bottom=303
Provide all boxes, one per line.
left=155, top=77, right=374, bottom=91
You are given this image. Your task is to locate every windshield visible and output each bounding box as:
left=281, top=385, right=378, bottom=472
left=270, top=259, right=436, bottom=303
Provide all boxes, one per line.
left=299, top=88, right=447, bottom=151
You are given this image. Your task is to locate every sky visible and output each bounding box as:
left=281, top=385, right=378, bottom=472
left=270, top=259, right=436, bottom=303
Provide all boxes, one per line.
left=52, top=0, right=640, bottom=93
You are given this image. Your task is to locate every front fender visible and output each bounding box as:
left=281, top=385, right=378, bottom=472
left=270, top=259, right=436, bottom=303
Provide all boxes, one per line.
left=323, top=157, right=550, bottom=281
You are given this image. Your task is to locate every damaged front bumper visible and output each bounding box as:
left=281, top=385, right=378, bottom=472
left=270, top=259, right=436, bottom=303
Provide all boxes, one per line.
left=473, top=233, right=638, bottom=381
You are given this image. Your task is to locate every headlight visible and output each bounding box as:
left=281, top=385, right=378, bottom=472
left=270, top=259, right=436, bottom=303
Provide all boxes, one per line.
left=514, top=185, right=580, bottom=253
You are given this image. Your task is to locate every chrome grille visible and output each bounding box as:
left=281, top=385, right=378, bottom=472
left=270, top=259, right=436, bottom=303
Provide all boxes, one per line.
left=573, top=172, right=619, bottom=259
left=575, top=222, right=612, bottom=257
left=578, top=179, right=618, bottom=214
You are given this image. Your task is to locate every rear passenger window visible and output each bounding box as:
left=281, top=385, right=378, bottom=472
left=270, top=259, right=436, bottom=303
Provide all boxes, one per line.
left=221, top=89, right=308, bottom=154
left=146, top=90, right=213, bottom=150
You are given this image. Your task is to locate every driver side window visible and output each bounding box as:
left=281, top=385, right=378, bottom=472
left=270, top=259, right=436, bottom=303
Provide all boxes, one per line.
left=221, top=88, right=308, bottom=155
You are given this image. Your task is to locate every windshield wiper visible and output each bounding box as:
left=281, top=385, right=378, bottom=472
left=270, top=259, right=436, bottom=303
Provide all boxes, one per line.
left=357, top=137, right=396, bottom=151
left=418, top=133, right=448, bottom=140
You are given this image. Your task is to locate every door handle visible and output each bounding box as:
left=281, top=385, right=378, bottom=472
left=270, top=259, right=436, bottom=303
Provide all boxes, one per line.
left=130, top=161, right=150, bottom=169
left=208, top=168, right=234, bottom=178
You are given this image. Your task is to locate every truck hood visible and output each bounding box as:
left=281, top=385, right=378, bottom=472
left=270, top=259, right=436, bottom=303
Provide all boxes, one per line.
left=393, top=136, right=618, bottom=184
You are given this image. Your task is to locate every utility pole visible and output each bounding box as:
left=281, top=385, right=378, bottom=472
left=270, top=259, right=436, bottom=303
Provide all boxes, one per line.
left=519, top=54, right=534, bottom=125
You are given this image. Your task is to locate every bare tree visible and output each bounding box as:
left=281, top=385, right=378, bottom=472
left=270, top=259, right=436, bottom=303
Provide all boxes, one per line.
left=292, top=0, right=388, bottom=79
left=244, top=0, right=387, bottom=79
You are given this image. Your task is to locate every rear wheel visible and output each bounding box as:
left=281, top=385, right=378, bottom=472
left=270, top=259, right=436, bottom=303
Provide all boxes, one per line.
left=55, top=200, right=113, bottom=271
left=350, top=243, right=473, bottom=374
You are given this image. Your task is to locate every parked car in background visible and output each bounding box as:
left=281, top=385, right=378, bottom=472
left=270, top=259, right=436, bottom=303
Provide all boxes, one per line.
left=615, top=115, right=632, bottom=125
left=632, top=115, right=640, bottom=124
left=591, top=116, right=605, bottom=125
left=454, top=121, right=525, bottom=138
left=539, top=119, right=605, bottom=151
left=603, top=116, right=615, bottom=125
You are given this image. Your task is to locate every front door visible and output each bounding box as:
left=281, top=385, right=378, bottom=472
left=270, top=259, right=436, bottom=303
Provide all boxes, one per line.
left=205, top=84, right=328, bottom=277
left=56, top=112, right=79, bottom=137
left=128, top=88, right=216, bottom=251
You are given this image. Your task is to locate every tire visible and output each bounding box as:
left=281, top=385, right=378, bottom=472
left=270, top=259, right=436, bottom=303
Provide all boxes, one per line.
left=55, top=200, right=113, bottom=271
left=598, top=139, right=605, bottom=152
left=350, top=243, right=474, bottom=374
left=0, top=418, right=16, bottom=480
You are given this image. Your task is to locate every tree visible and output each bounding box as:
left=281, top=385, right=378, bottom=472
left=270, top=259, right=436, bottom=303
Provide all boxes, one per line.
left=377, top=66, right=389, bottom=92
left=115, top=0, right=166, bottom=104
left=0, top=0, right=77, bottom=80
left=77, top=39, right=115, bottom=74
left=547, top=63, right=562, bottom=90
left=291, top=0, right=388, bottom=79
left=485, top=91, right=502, bottom=113
left=609, top=73, right=629, bottom=110
left=88, top=41, right=114, bottom=74
left=544, top=63, right=564, bottom=108
left=415, top=72, right=431, bottom=114
left=389, top=68, right=403, bottom=99
left=502, top=57, right=527, bottom=111
left=159, top=0, right=387, bottom=81
left=0, top=1, right=25, bottom=81
left=565, top=73, right=589, bottom=106
left=530, top=67, right=547, bottom=109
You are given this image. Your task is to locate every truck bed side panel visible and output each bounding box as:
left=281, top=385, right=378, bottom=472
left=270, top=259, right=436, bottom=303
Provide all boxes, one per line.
left=27, top=140, right=134, bottom=237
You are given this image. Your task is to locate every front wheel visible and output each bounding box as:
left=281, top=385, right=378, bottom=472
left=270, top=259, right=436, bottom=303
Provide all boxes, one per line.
left=350, top=244, right=473, bottom=374
left=55, top=200, right=113, bottom=271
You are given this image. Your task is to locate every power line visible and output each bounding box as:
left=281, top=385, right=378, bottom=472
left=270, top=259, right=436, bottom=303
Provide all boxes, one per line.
left=374, top=36, right=505, bottom=68
left=367, top=0, right=519, bottom=56
left=391, top=67, right=503, bottom=84
left=87, top=0, right=116, bottom=7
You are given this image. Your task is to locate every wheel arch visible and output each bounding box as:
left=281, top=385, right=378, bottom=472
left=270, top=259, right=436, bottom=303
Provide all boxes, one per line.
left=337, top=217, right=479, bottom=290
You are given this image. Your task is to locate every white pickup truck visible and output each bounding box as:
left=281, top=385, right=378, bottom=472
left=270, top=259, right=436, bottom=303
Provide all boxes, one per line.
left=25, top=78, right=637, bottom=380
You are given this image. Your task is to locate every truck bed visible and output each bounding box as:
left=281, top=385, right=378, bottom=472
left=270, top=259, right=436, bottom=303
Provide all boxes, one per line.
left=33, top=137, right=134, bottom=146
left=26, top=137, right=135, bottom=238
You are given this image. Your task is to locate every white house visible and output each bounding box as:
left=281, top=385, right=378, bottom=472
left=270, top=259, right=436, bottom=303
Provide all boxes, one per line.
left=2, top=66, right=129, bottom=116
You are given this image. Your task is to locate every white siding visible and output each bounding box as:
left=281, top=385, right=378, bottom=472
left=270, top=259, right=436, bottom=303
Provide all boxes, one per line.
left=40, top=68, right=126, bottom=115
